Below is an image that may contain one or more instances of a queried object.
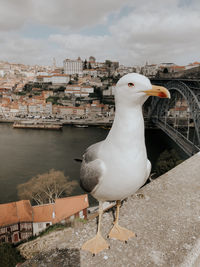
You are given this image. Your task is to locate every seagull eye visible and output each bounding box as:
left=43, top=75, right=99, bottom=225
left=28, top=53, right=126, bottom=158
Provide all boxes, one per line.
left=128, top=83, right=134, bottom=87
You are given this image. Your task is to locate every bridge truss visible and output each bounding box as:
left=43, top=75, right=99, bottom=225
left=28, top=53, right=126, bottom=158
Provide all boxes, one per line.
left=149, top=80, right=200, bottom=156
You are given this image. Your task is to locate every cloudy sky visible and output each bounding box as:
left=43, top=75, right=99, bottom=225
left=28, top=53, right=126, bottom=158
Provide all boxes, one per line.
left=0, top=0, right=199, bottom=67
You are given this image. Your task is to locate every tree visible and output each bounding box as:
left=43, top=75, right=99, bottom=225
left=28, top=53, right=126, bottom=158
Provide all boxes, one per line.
left=83, top=59, right=88, bottom=69
left=18, top=169, right=78, bottom=205
left=0, top=243, right=24, bottom=267
left=46, top=96, right=59, bottom=105
left=154, top=149, right=183, bottom=177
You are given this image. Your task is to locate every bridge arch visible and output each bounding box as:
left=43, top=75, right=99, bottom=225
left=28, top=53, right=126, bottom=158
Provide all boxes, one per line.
left=149, top=80, right=200, bottom=154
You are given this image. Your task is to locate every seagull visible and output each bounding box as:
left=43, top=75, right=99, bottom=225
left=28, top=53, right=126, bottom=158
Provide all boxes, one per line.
left=80, top=73, right=170, bottom=255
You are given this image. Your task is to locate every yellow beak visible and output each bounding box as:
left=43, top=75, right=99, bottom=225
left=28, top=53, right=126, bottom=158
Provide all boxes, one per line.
left=143, top=85, right=170, bottom=98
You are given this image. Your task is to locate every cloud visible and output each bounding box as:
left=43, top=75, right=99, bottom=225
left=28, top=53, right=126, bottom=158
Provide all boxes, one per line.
left=109, top=2, right=200, bottom=64
left=48, top=1, right=200, bottom=66
left=0, top=0, right=200, bottom=66
left=0, top=33, right=51, bottom=65
left=0, top=0, right=126, bottom=32
left=32, top=0, right=126, bottom=30
left=0, top=0, right=31, bottom=31
left=49, top=34, right=111, bottom=59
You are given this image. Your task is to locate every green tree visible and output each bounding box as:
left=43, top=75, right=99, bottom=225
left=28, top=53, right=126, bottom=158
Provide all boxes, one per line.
left=154, top=149, right=183, bottom=177
left=83, top=59, right=88, bottom=69
left=17, top=169, right=78, bottom=205
left=46, top=96, right=60, bottom=105
left=0, top=243, right=24, bottom=267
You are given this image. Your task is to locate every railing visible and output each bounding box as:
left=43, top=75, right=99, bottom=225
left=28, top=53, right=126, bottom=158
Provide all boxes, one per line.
left=154, top=118, right=200, bottom=156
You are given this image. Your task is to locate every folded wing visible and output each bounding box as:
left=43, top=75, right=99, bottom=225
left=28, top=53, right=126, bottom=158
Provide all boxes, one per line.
left=80, top=141, right=106, bottom=193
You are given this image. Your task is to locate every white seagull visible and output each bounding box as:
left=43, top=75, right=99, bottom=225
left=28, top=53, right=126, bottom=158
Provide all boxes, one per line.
left=80, top=73, right=170, bottom=255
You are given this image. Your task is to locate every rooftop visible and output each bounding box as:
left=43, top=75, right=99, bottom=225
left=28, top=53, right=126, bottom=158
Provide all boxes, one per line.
left=0, top=194, right=89, bottom=227
left=0, top=200, right=32, bottom=227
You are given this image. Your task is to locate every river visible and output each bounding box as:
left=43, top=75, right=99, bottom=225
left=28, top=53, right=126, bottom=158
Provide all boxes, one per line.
left=0, top=123, right=184, bottom=205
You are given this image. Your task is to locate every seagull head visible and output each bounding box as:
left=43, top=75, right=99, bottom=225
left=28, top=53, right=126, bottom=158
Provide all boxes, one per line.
left=115, top=73, right=170, bottom=107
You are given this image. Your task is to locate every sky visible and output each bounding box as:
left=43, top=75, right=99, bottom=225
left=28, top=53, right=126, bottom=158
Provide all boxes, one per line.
left=0, top=0, right=200, bottom=67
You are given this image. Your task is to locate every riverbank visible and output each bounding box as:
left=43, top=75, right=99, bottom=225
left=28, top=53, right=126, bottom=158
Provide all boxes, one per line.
left=0, top=117, right=113, bottom=128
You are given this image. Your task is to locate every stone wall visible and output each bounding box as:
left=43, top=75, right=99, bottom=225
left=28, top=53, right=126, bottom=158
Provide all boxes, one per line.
left=20, top=152, right=200, bottom=266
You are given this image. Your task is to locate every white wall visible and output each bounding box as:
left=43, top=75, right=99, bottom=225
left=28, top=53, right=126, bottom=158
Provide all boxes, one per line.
left=33, top=221, right=52, bottom=236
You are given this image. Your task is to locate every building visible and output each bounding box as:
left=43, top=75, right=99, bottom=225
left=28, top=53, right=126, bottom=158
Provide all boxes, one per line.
left=89, top=56, right=96, bottom=63
left=63, top=57, right=83, bottom=75
left=0, top=194, right=89, bottom=243
left=50, top=74, right=70, bottom=84
left=35, top=74, right=70, bottom=84
left=0, top=200, right=33, bottom=243
left=83, top=69, right=97, bottom=77
left=88, top=56, right=96, bottom=68
left=81, top=85, right=94, bottom=94
left=185, top=61, right=200, bottom=70
left=140, top=64, right=158, bottom=77
left=65, top=84, right=94, bottom=97
left=57, top=106, right=85, bottom=117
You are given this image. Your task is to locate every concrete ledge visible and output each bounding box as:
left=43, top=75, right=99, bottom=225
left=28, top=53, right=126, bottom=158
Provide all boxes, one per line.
left=20, top=153, right=200, bottom=267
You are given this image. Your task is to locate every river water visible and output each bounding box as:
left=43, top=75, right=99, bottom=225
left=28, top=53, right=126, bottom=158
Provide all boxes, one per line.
left=0, top=123, right=181, bottom=205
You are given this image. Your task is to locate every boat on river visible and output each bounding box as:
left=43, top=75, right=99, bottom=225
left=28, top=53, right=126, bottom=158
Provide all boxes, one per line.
left=13, top=121, right=63, bottom=130
left=74, top=124, right=88, bottom=128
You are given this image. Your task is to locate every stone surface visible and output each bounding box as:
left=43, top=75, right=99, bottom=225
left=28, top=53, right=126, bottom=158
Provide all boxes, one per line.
left=20, top=152, right=200, bottom=267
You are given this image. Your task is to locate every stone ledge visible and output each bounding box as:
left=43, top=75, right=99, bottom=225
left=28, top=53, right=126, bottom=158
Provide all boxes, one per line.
left=20, top=152, right=200, bottom=267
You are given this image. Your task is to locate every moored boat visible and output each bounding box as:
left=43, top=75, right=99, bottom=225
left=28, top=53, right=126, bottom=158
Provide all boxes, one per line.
left=13, top=121, right=63, bottom=130
left=74, top=124, right=88, bottom=128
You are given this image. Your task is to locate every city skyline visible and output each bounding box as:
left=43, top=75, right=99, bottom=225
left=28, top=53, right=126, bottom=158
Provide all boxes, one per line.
left=0, top=0, right=200, bottom=66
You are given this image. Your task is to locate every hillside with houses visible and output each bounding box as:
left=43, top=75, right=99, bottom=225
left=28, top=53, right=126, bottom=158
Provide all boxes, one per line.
left=0, top=57, right=199, bottom=122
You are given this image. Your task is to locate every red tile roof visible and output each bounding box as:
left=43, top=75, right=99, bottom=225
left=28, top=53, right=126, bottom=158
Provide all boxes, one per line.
left=33, top=194, right=88, bottom=223
left=0, top=200, right=32, bottom=227
left=54, top=194, right=88, bottom=223
left=32, top=204, right=54, bottom=222
left=0, top=195, right=89, bottom=226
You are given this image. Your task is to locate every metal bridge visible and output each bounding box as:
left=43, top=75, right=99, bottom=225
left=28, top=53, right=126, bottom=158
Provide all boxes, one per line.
left=147, top=78, right=200, bottom=156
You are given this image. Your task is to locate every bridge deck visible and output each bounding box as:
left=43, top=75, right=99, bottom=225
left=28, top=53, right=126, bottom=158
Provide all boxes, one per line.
left=155, top=119, right=200, bottom=156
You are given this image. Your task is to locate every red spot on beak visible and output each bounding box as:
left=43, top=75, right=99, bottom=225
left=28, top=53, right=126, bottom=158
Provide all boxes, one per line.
left=158, top=92, right=167, bottom=98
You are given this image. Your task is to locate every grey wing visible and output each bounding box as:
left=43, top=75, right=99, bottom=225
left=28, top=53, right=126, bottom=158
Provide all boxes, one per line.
left=80, top=141, right=105, bottom=193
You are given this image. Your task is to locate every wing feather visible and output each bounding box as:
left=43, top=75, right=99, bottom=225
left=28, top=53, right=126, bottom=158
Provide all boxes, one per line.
left=80, top=141, right=105, bottom=193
